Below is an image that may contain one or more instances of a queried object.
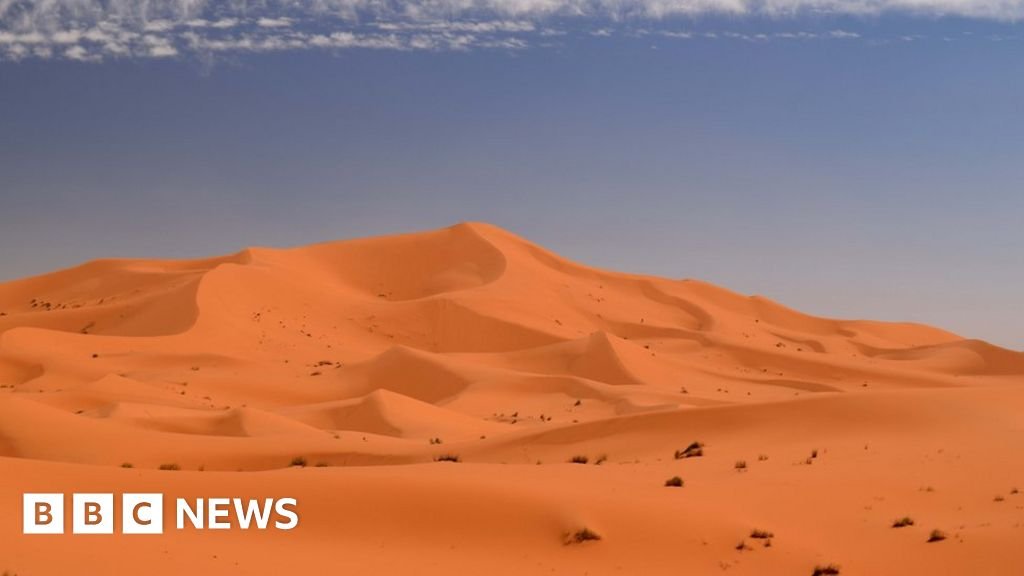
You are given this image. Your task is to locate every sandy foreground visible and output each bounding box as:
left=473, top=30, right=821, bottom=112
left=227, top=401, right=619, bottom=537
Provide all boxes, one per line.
left=1, top=222, right=1023, bottom=575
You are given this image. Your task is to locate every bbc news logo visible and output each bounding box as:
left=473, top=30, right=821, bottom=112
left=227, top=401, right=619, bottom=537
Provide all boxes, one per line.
left=23, top=494, right=298, bottom=534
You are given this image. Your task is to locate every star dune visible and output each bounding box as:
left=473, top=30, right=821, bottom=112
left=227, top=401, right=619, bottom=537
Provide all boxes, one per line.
left=2, top=222, right=1023, bottom=574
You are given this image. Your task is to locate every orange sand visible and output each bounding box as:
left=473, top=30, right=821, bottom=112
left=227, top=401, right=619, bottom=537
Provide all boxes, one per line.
left=1, top=222, right=1022, bottom=575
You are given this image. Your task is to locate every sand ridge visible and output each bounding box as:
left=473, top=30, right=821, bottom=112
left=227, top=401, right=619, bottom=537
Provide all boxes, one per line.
left=1, top=221, right=1023, bottom=575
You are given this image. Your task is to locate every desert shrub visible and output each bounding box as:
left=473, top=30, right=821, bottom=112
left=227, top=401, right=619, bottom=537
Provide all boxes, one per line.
left=564, top=528, right=602, bottom=545
left=290, top=456, right=307, bottom=467
left=674, top=441, right=704, bottom=459
left=664, top=476, right=684, bottom=487
left=569, top=455, right=589, bottom=464
left=927, top=529, right=947, bottom=543
left=750, top=529, right=773, bottom=539
left=158, top=463, right=180, bottom=471
left=812, top=565, right=840, bottom=576
left=434, top=454, right=461, bottom=463
left=735, top=460, right=748, bottom=471
left=892, top=517, right=914, bottom=528
left=120, top=462, right=133, bottom=469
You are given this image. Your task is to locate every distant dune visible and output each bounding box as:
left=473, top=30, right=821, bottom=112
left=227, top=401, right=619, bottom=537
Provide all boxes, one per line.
left=2, top=222, right=1023, bottom=575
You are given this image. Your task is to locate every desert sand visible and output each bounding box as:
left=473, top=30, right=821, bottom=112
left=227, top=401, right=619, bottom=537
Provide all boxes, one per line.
left=2, top=222, right=1023, bottom=575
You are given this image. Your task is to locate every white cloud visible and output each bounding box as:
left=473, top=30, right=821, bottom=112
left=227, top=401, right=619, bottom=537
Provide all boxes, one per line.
left=0, top=0, right=1020, bottom=62
left=144, top=20, right=175, bottom=32
left=149, top=43, right=178, bottom=56
left=51, top=30, right=81, bottom=43
left=5, top=0, right=1024, bottom=32
left=63, top=44, right=91, bottom=60
left=143, top=34, right=178, bottom=55
left=256, top=17, right=292, bottom=28
left=6, top=43, right=27, bottom=57
left=83, top=28, right=116, bottom=42
left=0, top=31, right=45, bottom=44
left=774, top=31, right=816, bottom=38
left=374, top=20, right=535, bottom=32
left=827, top=29, right=861, bottom=38
left=314, top=31, right=405, bottom=49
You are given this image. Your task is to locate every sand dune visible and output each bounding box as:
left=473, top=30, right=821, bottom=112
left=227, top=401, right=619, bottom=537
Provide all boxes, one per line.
left=1, top=222, right=1022, bottom=575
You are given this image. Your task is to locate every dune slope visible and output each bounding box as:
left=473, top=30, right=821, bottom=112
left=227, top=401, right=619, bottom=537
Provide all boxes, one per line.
left=1, top=222, right=1022, bottom=575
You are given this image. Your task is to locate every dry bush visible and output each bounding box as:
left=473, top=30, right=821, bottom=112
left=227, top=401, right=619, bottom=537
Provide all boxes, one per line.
left=674, top=441, right=704, bottom=459
left=564, top=528, right=602, bottom=545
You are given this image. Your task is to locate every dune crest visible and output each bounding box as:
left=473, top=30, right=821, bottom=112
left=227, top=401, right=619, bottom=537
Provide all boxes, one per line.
left=1, top=221, right=1022, bottom=468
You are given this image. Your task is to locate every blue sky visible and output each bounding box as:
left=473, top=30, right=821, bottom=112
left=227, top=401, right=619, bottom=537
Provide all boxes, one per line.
left=1, top=2, right=1022, bottom=349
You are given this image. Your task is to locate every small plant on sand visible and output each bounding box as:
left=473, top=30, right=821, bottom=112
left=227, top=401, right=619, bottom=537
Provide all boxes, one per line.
left=735, top=460, right=748, bottom=471
left=120, top=462, right=133, bottom=468
left=892, top=517, right=914, bottom=528
left=674, top=441, right=704, bottom=459
left=434, top=454, right=461, bottom=463
left=564, top=528, right=602, bottom=545
left=750, top=529, right=774, bottom=539
left=290, top=456, right=308, bottom=467
left=429, top=437, right=443, bottom=445
left=594, top=454, right=608, bottom=465
left=735, top=540, right=750, bottom=551
left=812, top=565, right=841, bottom=576
left=994, top=494, right=1005, bottom=502
left=758, top=454, right=769, bottom=461
left=927, top=529, right=947, bottom=543
left=158, top=463, right=180, bottom=471
left=664, top=476, right=684, bottom=488
left=569, top=455, right=589, bottom=464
